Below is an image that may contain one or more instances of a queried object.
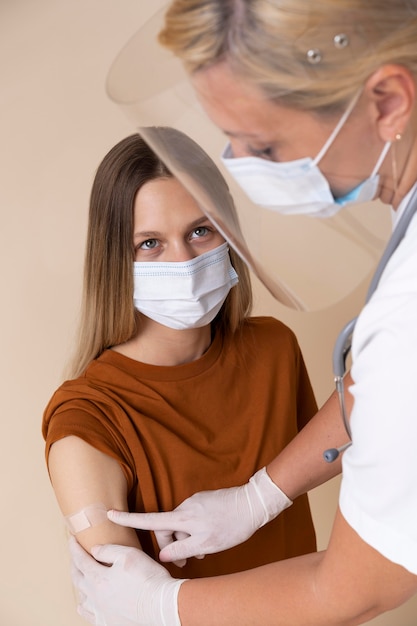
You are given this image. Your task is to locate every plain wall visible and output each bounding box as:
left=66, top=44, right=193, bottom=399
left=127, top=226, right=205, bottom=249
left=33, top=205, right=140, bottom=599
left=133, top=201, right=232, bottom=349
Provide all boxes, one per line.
left=1, top=1, right=416, bottom=624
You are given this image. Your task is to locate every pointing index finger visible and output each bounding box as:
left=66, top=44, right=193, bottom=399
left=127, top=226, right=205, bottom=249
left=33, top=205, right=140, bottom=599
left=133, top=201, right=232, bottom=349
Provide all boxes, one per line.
left=107, top=509, right=188, bottom=532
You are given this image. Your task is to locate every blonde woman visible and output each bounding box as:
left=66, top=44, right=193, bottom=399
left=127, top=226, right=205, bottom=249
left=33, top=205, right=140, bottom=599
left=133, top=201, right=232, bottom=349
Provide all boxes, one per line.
left=71, top=2, right=417, bottom=625
left=43, top=130, right=317, bottom=585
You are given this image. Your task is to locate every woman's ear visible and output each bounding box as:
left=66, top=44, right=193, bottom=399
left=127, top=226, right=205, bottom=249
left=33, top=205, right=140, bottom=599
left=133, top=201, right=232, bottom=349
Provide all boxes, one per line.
left=364, top=64, right=416, bottom=141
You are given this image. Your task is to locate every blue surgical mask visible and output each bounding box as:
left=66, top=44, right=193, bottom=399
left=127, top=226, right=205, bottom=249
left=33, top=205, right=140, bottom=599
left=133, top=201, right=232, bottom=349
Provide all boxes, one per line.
left=334, top=181, right=371, bottom=205
left=221, top=92, right=392, bottom=218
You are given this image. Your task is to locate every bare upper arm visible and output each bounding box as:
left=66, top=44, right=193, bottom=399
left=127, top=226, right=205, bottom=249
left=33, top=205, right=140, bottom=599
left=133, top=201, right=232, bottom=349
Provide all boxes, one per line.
left=48, top=436, right=140, bottom=553
left=316, top=507, right=417, bottom=622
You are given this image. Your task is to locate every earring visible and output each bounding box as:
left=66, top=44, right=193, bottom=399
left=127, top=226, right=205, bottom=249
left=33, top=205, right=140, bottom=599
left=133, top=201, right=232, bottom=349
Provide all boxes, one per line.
left=395, top=132, right=402, bottom=141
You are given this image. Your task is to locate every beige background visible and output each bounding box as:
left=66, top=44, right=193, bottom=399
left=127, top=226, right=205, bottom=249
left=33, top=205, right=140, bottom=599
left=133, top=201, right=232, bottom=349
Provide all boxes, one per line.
left=1, top=1, right=416, bottom=624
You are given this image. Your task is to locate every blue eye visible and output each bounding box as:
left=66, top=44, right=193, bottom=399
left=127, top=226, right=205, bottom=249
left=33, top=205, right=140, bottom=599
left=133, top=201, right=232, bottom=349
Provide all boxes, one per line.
left=192, top=226, right=209, bottom=238
left=139, top=239, right=159, bottom=250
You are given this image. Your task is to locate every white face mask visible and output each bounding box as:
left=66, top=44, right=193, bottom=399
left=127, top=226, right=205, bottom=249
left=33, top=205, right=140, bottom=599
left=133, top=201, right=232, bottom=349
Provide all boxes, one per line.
left=221, top=93, right=392, bottom=218
left=133, top=242, right=238, bottom=330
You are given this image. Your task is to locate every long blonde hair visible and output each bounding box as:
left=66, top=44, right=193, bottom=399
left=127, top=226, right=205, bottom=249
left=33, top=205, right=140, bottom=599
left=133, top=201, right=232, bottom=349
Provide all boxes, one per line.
left=68, top=131, right=252, bottom=379
left=160, top=0, right=417, bottom=111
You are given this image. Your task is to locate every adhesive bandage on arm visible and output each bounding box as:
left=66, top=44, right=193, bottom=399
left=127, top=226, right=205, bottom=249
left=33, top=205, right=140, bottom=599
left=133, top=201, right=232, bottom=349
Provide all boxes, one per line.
left=65, top=503, right=109, bottom=535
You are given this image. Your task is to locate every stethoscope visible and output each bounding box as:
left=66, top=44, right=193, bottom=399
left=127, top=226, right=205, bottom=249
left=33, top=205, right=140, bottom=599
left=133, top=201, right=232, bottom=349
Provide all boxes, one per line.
left=323, top=186, right=417, bottom=462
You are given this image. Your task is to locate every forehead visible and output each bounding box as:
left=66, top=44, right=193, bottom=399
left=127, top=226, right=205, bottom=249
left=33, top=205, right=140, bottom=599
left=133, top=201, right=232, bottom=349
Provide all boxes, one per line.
left=133, top=177, right=205, bottom=225
left=191, top=62, right=320, bottom=142
left=192, top=64, right=272, bottom=136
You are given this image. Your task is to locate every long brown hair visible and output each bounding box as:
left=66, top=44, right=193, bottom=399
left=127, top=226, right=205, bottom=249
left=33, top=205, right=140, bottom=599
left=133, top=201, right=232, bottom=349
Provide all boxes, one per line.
left=68, top=131, right=252, bottom=379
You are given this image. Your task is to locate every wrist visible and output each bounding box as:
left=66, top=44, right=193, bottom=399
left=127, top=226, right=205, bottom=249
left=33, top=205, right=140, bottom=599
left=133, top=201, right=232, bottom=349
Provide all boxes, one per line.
left=249, top=467, right=293, bottom=527
left=160, top=578, right=187, bottom=626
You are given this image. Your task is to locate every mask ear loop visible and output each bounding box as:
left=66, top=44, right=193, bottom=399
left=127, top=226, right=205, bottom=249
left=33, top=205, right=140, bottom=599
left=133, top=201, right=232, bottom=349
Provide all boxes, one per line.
left=391, top=132, right=402, bottom=199
left=313, top=88, right=391, bottom=186
left=312, top=90, right=362, bottom=166
left=371, top=140, right=392, bottom=178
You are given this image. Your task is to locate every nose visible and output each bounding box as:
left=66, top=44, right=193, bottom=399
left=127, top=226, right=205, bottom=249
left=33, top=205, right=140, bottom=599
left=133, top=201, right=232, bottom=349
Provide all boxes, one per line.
left=228, top=139, right=246, bottom=158
left=167, top=241, right=197, bottom=263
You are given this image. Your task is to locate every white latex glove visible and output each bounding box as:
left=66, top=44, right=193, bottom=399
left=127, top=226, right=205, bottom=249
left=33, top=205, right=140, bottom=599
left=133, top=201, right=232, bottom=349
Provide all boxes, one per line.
left=69, top=536, right=185, bottom=626
left=108, top=467, right=292, bottom=565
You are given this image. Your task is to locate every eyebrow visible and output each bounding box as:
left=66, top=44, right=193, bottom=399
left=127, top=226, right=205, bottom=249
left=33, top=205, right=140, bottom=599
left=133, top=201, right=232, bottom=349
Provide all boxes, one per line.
left=133, top=216, right=214, bottom=240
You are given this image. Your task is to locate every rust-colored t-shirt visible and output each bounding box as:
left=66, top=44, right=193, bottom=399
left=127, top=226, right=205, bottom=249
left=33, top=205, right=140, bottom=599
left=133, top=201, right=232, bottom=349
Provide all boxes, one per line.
left=43, top=317, right=317, bottom=578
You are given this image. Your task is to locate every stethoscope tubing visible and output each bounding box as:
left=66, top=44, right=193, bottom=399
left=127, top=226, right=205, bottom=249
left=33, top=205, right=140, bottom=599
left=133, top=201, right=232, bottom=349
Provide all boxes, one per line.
left=328, top=186, right=417, bottom=460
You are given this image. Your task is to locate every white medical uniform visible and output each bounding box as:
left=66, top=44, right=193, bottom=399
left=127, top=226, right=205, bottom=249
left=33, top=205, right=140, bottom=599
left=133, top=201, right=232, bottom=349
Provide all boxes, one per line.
left=339, top=185, right=417, bottom=574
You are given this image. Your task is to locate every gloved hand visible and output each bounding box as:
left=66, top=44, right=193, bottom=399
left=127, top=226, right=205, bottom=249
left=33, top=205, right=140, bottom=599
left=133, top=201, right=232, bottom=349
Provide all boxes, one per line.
left=108, top=467, right=292, bottom=565
left=69, top=536, right=185, bottom=626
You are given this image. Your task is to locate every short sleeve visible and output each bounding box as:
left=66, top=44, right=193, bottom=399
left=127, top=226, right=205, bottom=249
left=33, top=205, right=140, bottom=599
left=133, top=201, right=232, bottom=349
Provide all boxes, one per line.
left=43, top=393, right=136, bottom=492
left=339, top=218, right=417, bottom=574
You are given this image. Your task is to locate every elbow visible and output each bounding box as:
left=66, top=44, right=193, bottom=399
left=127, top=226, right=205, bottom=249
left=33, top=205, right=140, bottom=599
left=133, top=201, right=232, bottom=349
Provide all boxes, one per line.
left=313, top=554, right=417, bottom=626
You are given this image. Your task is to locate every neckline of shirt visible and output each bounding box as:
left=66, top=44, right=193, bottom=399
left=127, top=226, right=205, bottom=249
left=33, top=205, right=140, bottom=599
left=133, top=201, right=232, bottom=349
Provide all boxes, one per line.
left=94, top=329, right=224, bottom=382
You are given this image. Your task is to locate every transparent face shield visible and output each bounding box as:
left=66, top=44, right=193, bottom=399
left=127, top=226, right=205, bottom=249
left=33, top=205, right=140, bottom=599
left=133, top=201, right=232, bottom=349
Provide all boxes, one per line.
left=106, top=4, right=396, bottom=311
